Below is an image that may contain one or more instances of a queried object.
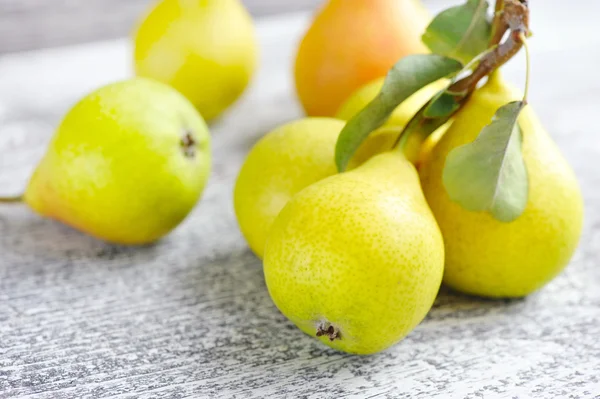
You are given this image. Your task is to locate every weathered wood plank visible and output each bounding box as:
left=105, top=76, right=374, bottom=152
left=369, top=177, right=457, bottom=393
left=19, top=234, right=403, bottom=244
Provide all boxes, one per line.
left=0, top=3, right=599, bottom=398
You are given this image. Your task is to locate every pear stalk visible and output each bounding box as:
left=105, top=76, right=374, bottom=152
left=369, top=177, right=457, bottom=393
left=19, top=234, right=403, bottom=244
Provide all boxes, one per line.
left=0, top=196, right=23, bottom=204
left=519, top=32, right=531, bottom=102
left=450, top=0, right=529, bottom=95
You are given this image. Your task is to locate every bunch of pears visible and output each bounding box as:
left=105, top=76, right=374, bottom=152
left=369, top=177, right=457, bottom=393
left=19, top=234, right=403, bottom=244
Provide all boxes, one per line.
left=235, top=0, right=584, bottom=354
left=2, top=0, right=258, bottom=244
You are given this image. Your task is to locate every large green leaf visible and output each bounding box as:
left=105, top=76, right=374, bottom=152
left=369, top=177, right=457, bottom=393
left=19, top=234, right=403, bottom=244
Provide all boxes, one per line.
left=335, top=54, right=462, bottom=172
left=443, top=101, right=528, bottom=222
left=422, top=0, right=492, bottom=65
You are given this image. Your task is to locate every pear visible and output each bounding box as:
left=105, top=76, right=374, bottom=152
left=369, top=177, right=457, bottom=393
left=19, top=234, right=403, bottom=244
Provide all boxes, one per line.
left=234, top=118, right=398, bottom=259
left=416, top=126, right=448, bottom=170
left=133, top=0, right=258, bottom=122
left=295, top=0, right=430, bottom=117
left=264, top=151, right=444, bottom=354
left=419, top=73, right=584, bottom=297
left=24, top=78, right=211, bottom=245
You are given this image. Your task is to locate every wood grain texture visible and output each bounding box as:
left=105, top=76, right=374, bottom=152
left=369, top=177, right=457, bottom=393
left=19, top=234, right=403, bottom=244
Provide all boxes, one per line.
left=0, top=0, right=322, bottom=54
left=1, top=3, right=600, bottom=398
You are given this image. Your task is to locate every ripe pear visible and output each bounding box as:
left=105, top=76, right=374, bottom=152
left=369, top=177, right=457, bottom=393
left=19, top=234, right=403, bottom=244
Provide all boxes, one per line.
left=234, top=118, right=398, bottom=258
left=420, top=73, right=584, bottom=297
left=335, top=77, right=447, bottom=128
left=133, top=0, right=258, bottom=122
left=24, top=78, right=211, bottom=245
left=416, top=125, right=448, bottom=170
left=264, top=151, right=444, bottom=354
left=295, top=0, right=430, bottom=117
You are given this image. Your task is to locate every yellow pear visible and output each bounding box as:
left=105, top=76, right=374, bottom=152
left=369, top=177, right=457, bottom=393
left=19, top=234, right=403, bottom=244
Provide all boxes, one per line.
left=133, top=0, right=258, bottom=122
left=295, top=0, right=430, bottom=117
left=234, top=118, right=398, bottom=258
left=24, top=78, right=211, bottom=245
left=416, top=125, right=448, bottom=170
left=335, top=77, right=447, bottom=128
left=420, top=73, right=584, bottom=297
left=264, top=151, right=444, bottom=354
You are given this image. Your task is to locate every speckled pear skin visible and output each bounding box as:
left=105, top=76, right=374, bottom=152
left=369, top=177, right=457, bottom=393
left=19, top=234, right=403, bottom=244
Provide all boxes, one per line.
left=234, top=118, right=346, bottom=258
left=419, top=73, right=584, bottom=298
left=233, top=118, right=398, bottom=259
left=263, top=151, right=444, bottom=355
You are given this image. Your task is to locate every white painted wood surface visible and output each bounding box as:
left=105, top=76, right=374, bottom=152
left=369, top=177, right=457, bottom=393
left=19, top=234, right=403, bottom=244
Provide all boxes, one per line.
left=1, top=3, right=600, bottom=398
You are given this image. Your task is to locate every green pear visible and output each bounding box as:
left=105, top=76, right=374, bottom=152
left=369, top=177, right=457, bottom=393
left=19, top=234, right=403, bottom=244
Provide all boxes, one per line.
left=133, top=0, right=258, bottom=122
left=419, top=73, right=584, bottom=297
left=264, top=151, right=444, bottom=354
left=234, top=118, right=398, bottom=259
left=24, top=78, right=211, bottom=245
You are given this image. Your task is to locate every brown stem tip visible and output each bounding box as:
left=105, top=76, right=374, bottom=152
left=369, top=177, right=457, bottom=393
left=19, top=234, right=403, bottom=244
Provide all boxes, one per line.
left=180, top=129, right=196, bottom=158
left=0, top=196, right=24, bottom=204
left=316, top=322, right=341, bottom=341
left=450, top=0, right=530, bottom=95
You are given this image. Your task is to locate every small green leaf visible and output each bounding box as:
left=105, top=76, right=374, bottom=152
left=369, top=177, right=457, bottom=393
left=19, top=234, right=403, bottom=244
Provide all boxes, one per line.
left=414, top=46, right=496, bottom=127
left=424, top=92, right=462, bottom=118
left=335, top=54, right=463, bottom=172
left=443, top=101, right=528, bottom=222
left=422, top=0, right=492, bottom=65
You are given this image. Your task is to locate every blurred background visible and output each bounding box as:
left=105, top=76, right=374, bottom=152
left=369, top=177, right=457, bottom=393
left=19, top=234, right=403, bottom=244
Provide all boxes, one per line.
left=0, top=0, right=594, bottom=54
left=0, top=0, right=324, bottom=53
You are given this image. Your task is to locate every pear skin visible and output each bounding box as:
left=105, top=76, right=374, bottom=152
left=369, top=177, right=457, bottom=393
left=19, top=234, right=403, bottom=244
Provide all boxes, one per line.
left=234, top=118, right=399, bottom=259
left=295, top=0, right=430, bottom=117
left=264, top=151, right=444, bottom=354
left=419, top=73, right=584, bottom=297
left=25, top=78, right=211, bottom=245
left=134, top=0, right=258, bottom=121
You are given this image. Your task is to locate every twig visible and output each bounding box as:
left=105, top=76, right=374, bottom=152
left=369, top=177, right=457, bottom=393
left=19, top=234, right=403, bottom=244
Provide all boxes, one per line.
left=450, top=0, right=530, bottom=94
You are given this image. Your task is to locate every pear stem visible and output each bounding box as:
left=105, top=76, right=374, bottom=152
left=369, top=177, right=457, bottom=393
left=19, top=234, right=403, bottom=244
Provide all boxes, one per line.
left=0, top=195, right=24, bottom=204
left=392, top=0, right=530, bottom=155
left=449, top=0, right=529, bottom=94
left=519, top=32, right=531, bottom=102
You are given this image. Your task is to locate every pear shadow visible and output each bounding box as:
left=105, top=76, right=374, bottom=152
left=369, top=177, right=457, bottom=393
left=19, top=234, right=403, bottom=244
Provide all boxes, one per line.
left=167, top=247, right=538, bottom=384
left=167, top=247, right=357, bottom=373
left=434, top=285, right=526, bottom=307
left=425, top=285, right=527, bottom=321
left=0, top=208, right=162, bottom=272
left=175, top=248, right=531, bottom=389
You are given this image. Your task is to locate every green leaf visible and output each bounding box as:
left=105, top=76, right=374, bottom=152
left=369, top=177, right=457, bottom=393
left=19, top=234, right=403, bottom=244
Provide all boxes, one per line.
left=414, top=46, right=496, bottom=128
left=335, top=54, right=463, bottom=172
left=424, top=92, right=462, bottom=118
left=442, top=101, right=528, bottom=222
left=422, top=0, right=492, bottom=65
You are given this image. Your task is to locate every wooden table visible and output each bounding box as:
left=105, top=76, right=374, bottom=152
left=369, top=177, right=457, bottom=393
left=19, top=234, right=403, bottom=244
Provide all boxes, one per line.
left=1, top=2, right=599, bottom=398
